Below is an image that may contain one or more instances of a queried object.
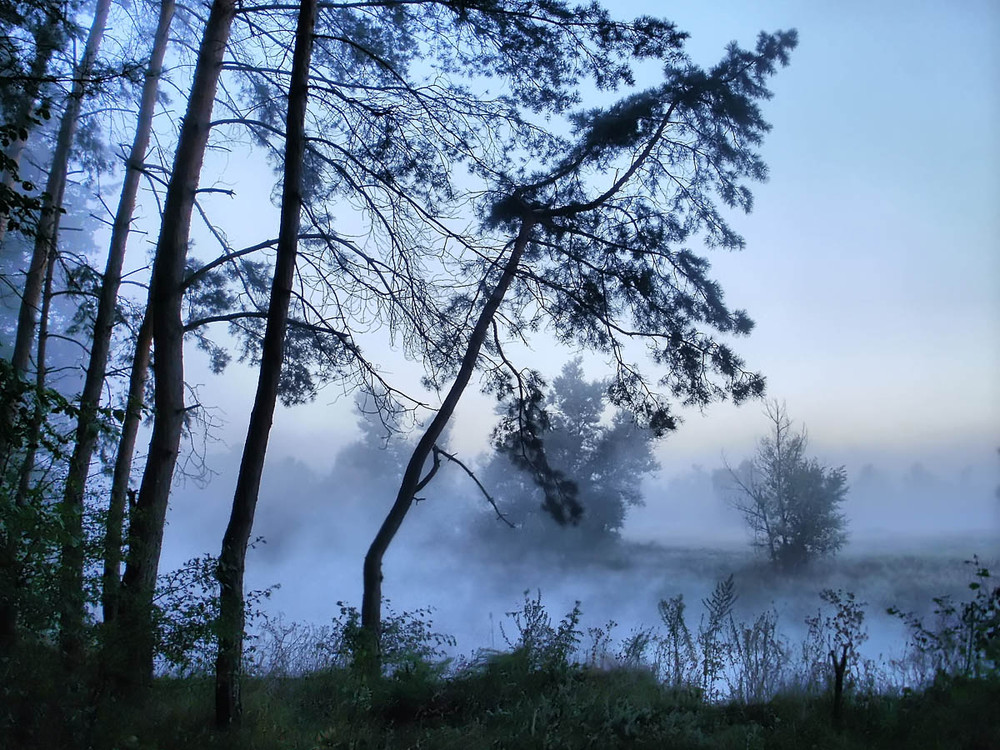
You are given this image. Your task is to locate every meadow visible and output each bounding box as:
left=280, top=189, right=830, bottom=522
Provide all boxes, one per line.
left=6, top=537, right=998, bottom=749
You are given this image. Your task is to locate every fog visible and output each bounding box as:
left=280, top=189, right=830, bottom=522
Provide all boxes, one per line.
left=158, top=400, right=999, bottom=674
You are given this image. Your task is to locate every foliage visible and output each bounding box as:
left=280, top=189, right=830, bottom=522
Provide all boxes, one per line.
left=722, top=402, right=848, bottom=570
left=699, top=574, right=736, bottom=699
left=727, top=607, right=787, bottom=703
left=655, top=594, right=698, bottom=688
left=803, top=589, right=870, bottom=688
left=483, top=359, right=659, bottom=549
left=889, top=557, right=1000, bottom=680
left=153, top=548, right=275, bottom=676
left=8, top=559, right=1000, bottom=748
left=323, top=600, right=456, bottom=676
left=0, top=356, right=86, bottom=635
left=498, top=589, right=583, bottom=673
left=0, top=116, right=47, bottom=237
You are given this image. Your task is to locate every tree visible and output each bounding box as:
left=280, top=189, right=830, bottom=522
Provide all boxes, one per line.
left=214, top=0, right=316, bottom=726
left=113, top=0, right=238, bottom=691
left=482, top=358, right=658, bottom=552
left=722, top=401, right=848, bottom=571
left=59, top=0, right=176, bottom=667
left=362, top=28, right=798, bottom=664
left=0, top=0, right=112, bottom=657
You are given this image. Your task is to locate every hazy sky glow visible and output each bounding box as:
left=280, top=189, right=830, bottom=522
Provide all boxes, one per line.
left=212, top=1, right=1000, bottom=474
left=168, top=0, right=999, bottom=525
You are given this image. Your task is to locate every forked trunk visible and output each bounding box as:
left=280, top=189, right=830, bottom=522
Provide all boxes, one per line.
left=113, top=0, right=237, bottom=691
left=60, top=0, right=176, bottom=666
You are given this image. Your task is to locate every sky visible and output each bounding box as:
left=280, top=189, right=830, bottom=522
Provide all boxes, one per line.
left=187, top=0, right=1000, bottom=480
left=134, top=0, right=1000, bottom=657
left=116, top=1, right=1000, bottom=519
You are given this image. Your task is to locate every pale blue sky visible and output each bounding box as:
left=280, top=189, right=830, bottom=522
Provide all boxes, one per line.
left=188, top=1, right=999, bottom=496
left=612, top=0, right=1000, bottom=465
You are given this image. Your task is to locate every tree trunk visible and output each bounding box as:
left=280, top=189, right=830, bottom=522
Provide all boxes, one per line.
left=101, top=312, right=152, bottom=627
left=14, top=239, right=57, bottom=509
left=8, top=0, right=111, bottom=385
left=0, top=0, right=112, bottom=657
left=0, top=232, right=57, bottom=662
left=360, top=216, right=535, bottom=672
left=59, top=0, right=176, bottom=667
left=215, top=0, right=316, bottom=728
left=113, top=0, right=237, bottom=691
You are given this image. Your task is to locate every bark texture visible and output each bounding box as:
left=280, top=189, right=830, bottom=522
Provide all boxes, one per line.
left=215, top=0, right=316, bottom=727
left=114, top=0, right=237, bottom=690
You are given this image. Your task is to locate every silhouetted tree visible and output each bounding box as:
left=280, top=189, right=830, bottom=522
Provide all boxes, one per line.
left=722, top=401, right=848, bottom=571
left=0, top=0, right=112, bottom=658
left=214, top=0, right=316, bottom=726
left=59, top=0, right=175, bottom=667
left=113, top=0, right=238, bottom=692
left=482, top=358, right=657, bottom=553
left=362, top=28, right=798, bottom=665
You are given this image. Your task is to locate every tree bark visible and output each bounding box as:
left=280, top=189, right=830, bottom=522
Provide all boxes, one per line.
left=101, top=312, right=152, bottom=627
left=0, top=0, right=112, bottom=657
left=214, top=0, right=316, bottom=728
left=113, top=0, right=237, bottom=691
left=360, top=216, right=535, bottom=671
left=59, top=0, right=176, bottom=667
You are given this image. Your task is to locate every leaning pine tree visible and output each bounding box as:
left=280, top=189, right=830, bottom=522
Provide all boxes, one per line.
left=362, top=29, right=798, bottom=666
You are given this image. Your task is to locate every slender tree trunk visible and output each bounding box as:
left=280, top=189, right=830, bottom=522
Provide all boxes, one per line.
left=8, top=0, right=111, bottom=385
left=101, top=312, right=152, bottom=627
left=59, top=0, right=176, bottom=667
left=15, top=244, right=57, bottom=508
left=0, top=236, right=57, bottom=661
left=0, top=0, right=112, bottom=656
left=114, top=0, right=237, bottom=691
left=215, top=0, right=316, bottom=725
left=360, top=216, right=535, bottom=670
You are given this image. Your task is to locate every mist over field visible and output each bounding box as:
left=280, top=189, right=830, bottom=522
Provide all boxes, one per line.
left=158, top=405, right=1000, bottom=670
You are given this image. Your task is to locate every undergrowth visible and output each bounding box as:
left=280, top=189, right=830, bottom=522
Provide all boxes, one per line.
left=5, top=559, right=998, bottom=749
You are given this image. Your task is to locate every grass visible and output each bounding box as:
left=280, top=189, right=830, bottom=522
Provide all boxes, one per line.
left=57, top=661, right=999, bottom=750
left=7, top=544, right=998, bottom=748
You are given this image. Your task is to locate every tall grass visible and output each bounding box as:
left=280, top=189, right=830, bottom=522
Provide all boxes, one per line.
left=7, top=556, right=999, bottom=749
